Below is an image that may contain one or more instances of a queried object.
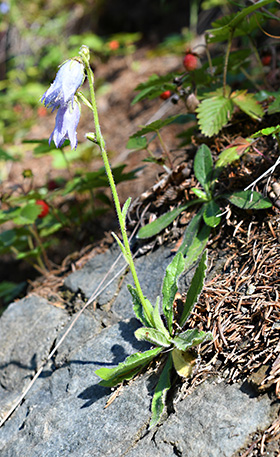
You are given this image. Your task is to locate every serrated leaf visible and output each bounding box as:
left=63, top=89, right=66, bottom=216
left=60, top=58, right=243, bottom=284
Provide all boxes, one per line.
left=126, top=136, right=148, bottom=151
left=203, top=200, right=221, bottom=227
left=128, top=285, right=154, bottom=327
left=267, top=94, right=280, bottom=115
left=180, top=250, right=207, bottom=328
left=96, top=346, right=163, bottom=387
left=137, top=200, right=202, bottom=239
left=121, top=197, right=132, bottom=222
left=149, top=353, right=172, bottom=429
left=135, top=327, right=171, bottom=347
left=196, top=95, right=234, bottom=137
left=215, top=136, right=252, bottom=170
left=152, top=297, right=170, bottom=337
left=194, top=144, right=213, bottom=195
left=13, top=203, right=42, bottom=225
left=172, top=329, right=213, bottom=351
left=231, top=91, right=264, bottom=120
left=132, top=115, right=182, bottom=137
left=225, top=190, right=272, bottom=209
left=162, top=252, right=185, bottom=333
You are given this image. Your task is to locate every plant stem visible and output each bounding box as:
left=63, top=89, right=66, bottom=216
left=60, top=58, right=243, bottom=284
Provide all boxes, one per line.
left=156, top=130, right=173, bottom=169
left=82, top=54, right=152, bottom=324
left=223, top=29, right=234, bottom=97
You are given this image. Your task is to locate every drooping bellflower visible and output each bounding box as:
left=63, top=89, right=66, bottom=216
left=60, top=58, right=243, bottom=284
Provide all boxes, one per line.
left=41, top=59, right=84, bottom=110
left=49, top=99, right=81, bottom=150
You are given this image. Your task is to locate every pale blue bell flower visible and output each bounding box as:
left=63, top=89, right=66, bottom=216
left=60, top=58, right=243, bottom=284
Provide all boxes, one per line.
left=41, top=59, right=84, bottom=110
left=49, top=100, right=81, bottom=150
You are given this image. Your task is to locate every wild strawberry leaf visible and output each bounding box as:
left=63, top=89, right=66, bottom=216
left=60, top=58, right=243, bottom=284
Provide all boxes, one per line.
left=96, top=347, right=163, bottom=387
left=231, top=91, right=264, bottom=120
left=149, top=353, right=172, bottom=429
left=126, top=136, right=148, bottom=151
left=196, top=95, right=234, bottom=137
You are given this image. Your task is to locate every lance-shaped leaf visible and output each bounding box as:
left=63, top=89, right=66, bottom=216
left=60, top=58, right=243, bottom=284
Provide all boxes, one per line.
left=224, top=190, right=272, bottom=210
left=121, top=197, right=132, bottom=222
left=162, top=252, right=185, bottom=334
left=95, top=346, right=163, bottom=387
left=137, top=201, right=201, bottom=239
left=128, top=285, right=154, bottom=327
left=194, top=144, right=213, bottom=195
left=179, top=250, right=207, bottom=328
left=178, top=206, right=204, bottom=256
left=149, top=354, right=173, bottom=429
left=203, top=200, right=221, bottom=228
left=172, top=328, right=213, bottom=351
left=151, top=297, right=170, bottom=337
left=135, top=327, right=172, bottom=348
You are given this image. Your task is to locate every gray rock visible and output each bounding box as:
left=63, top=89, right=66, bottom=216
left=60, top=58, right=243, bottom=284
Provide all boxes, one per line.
left=64, top=244, right=127, bottom=304
left=0, top=247, right=277, bottom=457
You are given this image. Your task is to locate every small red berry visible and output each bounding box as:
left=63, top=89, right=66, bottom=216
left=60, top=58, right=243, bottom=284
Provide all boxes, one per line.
left=47, top=179, right=59, bottom=191
left=36, top=200, right=49, bottom=218
left=261, top=55, right=271, bottom=66
left=108, top=40, right=119, bottom=50
left=183, top=53, right=198, bottom=71
left=160, top=90, right=172, bottom=100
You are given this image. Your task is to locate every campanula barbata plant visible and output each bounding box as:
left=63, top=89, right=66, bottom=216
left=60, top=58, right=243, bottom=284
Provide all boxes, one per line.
left=42, top=46, right=213, bottom=427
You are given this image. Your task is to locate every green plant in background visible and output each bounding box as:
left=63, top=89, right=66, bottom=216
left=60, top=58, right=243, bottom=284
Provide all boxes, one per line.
left=96, top=250, right=212, bottom=428
left=137, top=143, right=272, bottom=268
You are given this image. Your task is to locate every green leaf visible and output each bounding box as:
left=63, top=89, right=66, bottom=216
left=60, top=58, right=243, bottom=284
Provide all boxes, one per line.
left=135, top=327, right=171, bottom=348
left=111, top=232, right=129, bottom=263
left=39, top=222, right=62, bottom=237
left=121, top=197, right=132, bottom=221
left=267, top=94, right=280, bottom=115
left=132, top=115, right=182, bottom=137
left=95, top=347, right=163, bottom=387
left=206, top=0, right=273, bottom=42
left=13, top=203, right=41, bottom=225
left=177, top=207, right=204, bottom=256
left=151, top=297, right=170, bottom=337
left=231, top=91, right=264, bottom=120
left=137, top=201, right=202, bottom=239
left=215, top=146, right=240, bottom=169
left=225, top=190, right=272, bottom=210
left=180, top=250, right=207, bottom=328
left=172, top=328, right=213, bottom=351
left=0, top=281, right=26, bottom=304
left=128, top=285, right=154, bottom=328
left=191, top=188, right=208, bottom=200
left=149, top=354, right=173, bottom=429
left=251, top=125, right=280, bottom=138
left=203, top=200, right=221, bottom=227
left=162, top=252, right=185, bottom=334
left=196, top=95, right=234, bottom=137
left=126, top=136, right=148, bottom=151
left=182, top=221, right=211, bottom=272
left=194, top=144, right=213, bottom=195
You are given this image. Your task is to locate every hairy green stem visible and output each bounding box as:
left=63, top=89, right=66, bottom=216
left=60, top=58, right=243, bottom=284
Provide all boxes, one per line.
left=81, top=50, right=152, bottom=324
